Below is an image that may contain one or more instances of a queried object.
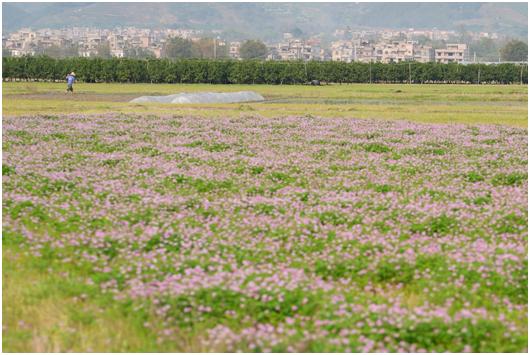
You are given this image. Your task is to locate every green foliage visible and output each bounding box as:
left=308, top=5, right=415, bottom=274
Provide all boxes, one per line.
left=3, top=56, right=527, bottom=84
left=500, top=40, right=528, bottom=62
left=2, top=229, right=25, bottom=247
left=491, top=172, right=527, bottom=186
left=239, top=40, right=268, bottom=60
left=253, top=203, right=277, bottom=216
left=317, top=211, right=362, bottom=227
left=160, top=174, right=235, bottom=193
left=250, top=166, right=265, bottom=175
left=2, top=164, right=16, bottom=176
left=372, top=184, right=394, bottom=193
left=164, top=37, right=197, bottom=59
left=493, top=212, right=527, bottom=234
left=410, top=214, right=458, bottom=236
left=267, top=171, right=296, bottom=184
left=465, top=171, right=484, bottom=183
left=473, top=194, right=492, bottom=205
left=363, top=143, right=391, bottom=153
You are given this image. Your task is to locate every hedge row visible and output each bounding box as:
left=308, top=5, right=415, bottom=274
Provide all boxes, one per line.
left=2, top=56, right=528, bottom=84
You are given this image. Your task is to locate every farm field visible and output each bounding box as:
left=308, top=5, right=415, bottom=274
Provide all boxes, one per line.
left=3, top=82, right=528, bottom=127
left=2, top=82, right=528, bottom=352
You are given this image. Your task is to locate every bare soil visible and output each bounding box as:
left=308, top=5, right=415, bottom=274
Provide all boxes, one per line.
left=4, top=93, right=139, bottom=102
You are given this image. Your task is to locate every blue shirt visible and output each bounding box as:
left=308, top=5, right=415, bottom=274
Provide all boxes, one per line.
left=67, top=75, right=75, bottom=85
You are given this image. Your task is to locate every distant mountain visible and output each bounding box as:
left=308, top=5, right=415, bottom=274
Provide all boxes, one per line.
left=2, top=2, right=528, bottom=40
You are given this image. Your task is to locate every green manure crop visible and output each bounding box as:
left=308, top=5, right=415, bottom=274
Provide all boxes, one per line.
left=3, top=113, right=527, bottom=352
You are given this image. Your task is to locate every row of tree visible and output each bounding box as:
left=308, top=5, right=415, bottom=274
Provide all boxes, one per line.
left=3, top=56, right=527, bottom=84
left=164, top=38, right=266, bottom=60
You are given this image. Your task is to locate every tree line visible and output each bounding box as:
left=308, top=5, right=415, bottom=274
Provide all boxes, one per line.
left=2, top=56, right=527, bottom=84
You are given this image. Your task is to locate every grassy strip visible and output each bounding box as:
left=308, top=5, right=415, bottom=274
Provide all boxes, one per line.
left=2, top=242, right=205, bottom=352
left=3, top=83, right=528, bottom=127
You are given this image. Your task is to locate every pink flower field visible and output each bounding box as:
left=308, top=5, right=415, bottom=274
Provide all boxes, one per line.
left=2, top=113, right=528, bottom=352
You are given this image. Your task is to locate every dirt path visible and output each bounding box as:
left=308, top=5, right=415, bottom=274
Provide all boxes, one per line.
left=4, top=92, right=140, bottom=102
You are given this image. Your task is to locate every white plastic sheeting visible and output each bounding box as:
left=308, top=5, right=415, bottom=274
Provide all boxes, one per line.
left=129, top=91, right=265, bottom=104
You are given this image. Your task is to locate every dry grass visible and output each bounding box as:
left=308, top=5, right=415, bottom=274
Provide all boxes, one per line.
left=3, top=82, right=527, bottom=127
left=3, top=247, right=210, bottom=352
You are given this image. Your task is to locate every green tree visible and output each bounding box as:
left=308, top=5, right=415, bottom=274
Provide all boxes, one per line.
left=125, top=47, right=155, bottom=59
left=96, top=42, right=112, bottom=59
left=290, top=27, right=304, bottom=38
left=2, top=56, right=527, bottom=85
left=469, top=38, right=501, bottom=62
left=239, top=40, right=268, bottom=60
left=500, top=40, right=528, bottom=62
left=41, top=44, right=79, bottom=59
left=456, top=24, right=473, bottom=44
left=164, top=37, right=196, bottom=59
left=413, top=35, right=431, bottom=46
left=192, top=38, right=229, bottom=59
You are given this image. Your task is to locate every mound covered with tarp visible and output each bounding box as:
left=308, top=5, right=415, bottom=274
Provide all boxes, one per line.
left=130, top=91, right=265, bottom=104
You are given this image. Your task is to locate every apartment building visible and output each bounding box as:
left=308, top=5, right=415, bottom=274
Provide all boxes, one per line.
left=9, top=48, right=35, bottom=56
left=414, top=46, right=435, bottom=63
left=108, top=34, right=124, bottom=50
left=229, top=41, right=241, bottom=59
left=149, top=46, right=163, bottom=59
left=381, top=41, right=415, bottom=63
left=331, top=39, right=438, bottom=64
left=380, top=30, right=407, bottom=41
left=3, top=25, right=475, bottom=63
left=435, top=44, right=468, bottom=64
left=110, top=49, right=125, bottom=58
left=275, top=39, right=313, bottom=61
left=331, top=40, right=355, bottom=62
left=331, top=40, right=379, bottom=63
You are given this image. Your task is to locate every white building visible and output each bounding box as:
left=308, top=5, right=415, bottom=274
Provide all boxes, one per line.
left=229, top=41, right=241, bottom=59
left=111, top=49, right=125, bottom=58
left=276, top=39, right=313, bottom=61
left=435, top=44, right=468, bottom=64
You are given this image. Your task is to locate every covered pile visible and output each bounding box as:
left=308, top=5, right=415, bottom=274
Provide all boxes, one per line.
left=130, top=91, right=264, bottom=104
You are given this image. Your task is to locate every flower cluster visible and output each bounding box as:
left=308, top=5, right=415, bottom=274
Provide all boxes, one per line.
left=3, top=113, right=527, bottom=352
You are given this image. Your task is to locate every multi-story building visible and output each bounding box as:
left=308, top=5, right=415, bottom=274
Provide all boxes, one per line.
left=9, top=48, right=35, bottom=56
left=331, top=40, right=355, bottom=62
left=414, top=46, right=435, bottom=63
left=381, top=41, right=437, bottom=63
left=139, top=35, right=151, bottom=49
left=108, top=34, right=124, bottom=50
left=435, top=44, right=468, bottom=64
left=79, top=48, right=97, bottom=57
left=331, top=40, right=378, bottom=63
left=110, top=49, right=125, bottom=58
left=3, top=25, right=474, bottom=63
left=275, top=39, right=313, bottom=61
left=381, top=41, right=415, bottom=63
left=149, top=46, right=163, bottom=59
left=331, top=39, right=437, bottom=64
left=229, top=41, right=241, bottom=59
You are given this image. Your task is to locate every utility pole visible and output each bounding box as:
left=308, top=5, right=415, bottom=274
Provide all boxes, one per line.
left=477, top=67, right=481, bottom=85
left=473, top=51, right=476, bottom=63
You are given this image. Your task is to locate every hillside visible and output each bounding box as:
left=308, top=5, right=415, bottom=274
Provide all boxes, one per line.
left=2, top=3, right=528, bottom=40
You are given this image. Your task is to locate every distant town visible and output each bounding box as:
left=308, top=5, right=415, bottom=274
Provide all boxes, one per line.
left=2, top=26, right=511, bottom=64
